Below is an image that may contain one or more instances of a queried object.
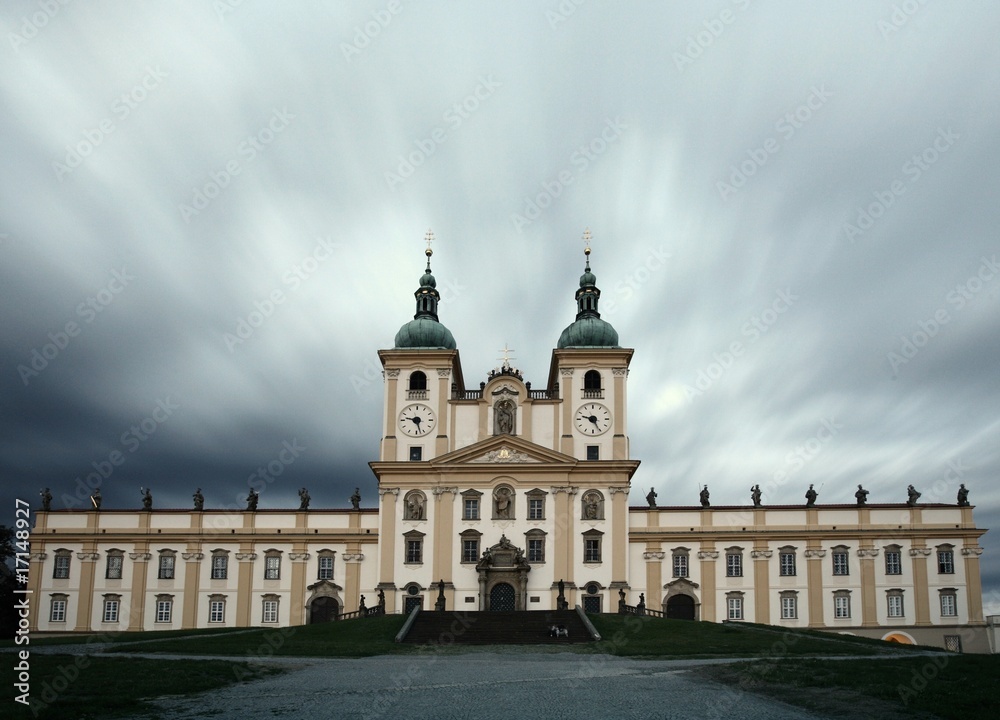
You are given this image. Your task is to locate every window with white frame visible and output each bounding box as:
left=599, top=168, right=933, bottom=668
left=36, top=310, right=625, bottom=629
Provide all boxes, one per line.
left=528, top=537, right=545, bottom=563
left=940, top=590, right=958, bottom=617
left=49, top=595, right=67, bottom=622
left=937, top=547, right=954, bottom=574
left=833, top=591, right=851, bottom=619
left=102, top=595, right=120, bottom=623
left=53, top=550, right=71, bottom=579
left=726, top=594, right=744, bottom=620
left=887, top=590, right=904, bottom=618
left=528, top=498, right=544, bottom=520
left=462, top=538, right=479, bottom=563
left=726, top=549, right=743, bottom=577
left=780, top=592, right=798, bottom=620
left=211, top=552, right=228, bottom=580
left=832, top=547, right=850, bottom=576
left=264, top=552, right=281, bottom=580
left=209, top=596, right=226, bottom=623
left=583, top=531, right=603, bottom=563
left=885, top=547, right=902, bottom=575
left=158, top=551, right=176, bottom=580
left=404, top=531, right=425, bottom=564
left=317, top=552, right=335, bottom=580
left=463, top=497, right=480, bottom=520
left=779, top=548, right=796, bottom=576
left=105, top=551, right=124, bottom=579
left=155, top=595, right=173, bottom=623
left=262, top=596, right=279, bottom=623
left=672, top=549, right=689, bottom=578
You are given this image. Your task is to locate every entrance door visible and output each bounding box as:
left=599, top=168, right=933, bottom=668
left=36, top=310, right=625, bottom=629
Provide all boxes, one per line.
left=489, top=582, right=516, bottom=611
left=665, top=594, right=695, bottom=620
left=309, top=596, right=339, bottom=623
left=404, top=596, right=423, bottom=614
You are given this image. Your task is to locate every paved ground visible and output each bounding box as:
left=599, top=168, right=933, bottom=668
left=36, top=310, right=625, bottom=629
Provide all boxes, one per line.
left=123, top=652, right=831, bottom=720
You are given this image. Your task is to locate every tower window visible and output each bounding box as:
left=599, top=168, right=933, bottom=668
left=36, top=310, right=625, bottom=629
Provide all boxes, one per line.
left=409, top=447, right=423, bottom=462
left=408, top=371, right=427, bottom=399
left=583, top=370, right=603, bottom=398
left=586, top=445, right=600, bottom=461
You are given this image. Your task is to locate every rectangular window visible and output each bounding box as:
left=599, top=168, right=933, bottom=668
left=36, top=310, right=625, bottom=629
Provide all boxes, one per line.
left=50, top=599, right=67, bottom=622
left=409, top=446, right=423, bottom=461
left=262, top=600, right=278, bottom=623
left=106, top=555, right=123, bottom=579
left=406, top=540, right=422, bottom=564
left=727, top=597, right=743, bottom=620
left=885, top=551, right=902, bottom=575
left=211, top=555, right=228, bottom=580
left=159, top=555, right=175, bottom=579
left=780, top=596, right=797, bottom=619
left=584, top=538, right=601, bottom=563
left=103, top=599, right=119, bottom=623
left=209, top=600, right=225, bottom=623
left=527, top=538, right=544, bottom=562
left=673, top=554, right=688, bottom=578
left=940, top=594, right=957, bottom=617
left=779, top=552, right=796, bottom=576
left=155, top=600, right=172, bottom=623
left=834, top=595, right=851, bottom=619
left=887, top=594, right=904, bottom=618
left=586, top=445, right=600, bottom=461
left=832, top=551, right=849, bottom=576
left=318, top=556, right=334, bottom=580
left=528, top=498, right=544, bottom=520
left=53, top=555, right=70, bottom=579
left=462, top=539, right=479, bottom=563
left=726, top=553, right=743, bottom=577
left=463, top=498, right=479, bottom=520
left=937, top=550, right=954, bottom=574
left=264, top=556, right=280, bottom=580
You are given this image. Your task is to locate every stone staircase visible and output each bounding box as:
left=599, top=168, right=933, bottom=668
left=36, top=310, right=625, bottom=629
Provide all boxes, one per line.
left=401, top=609, right=595, bottom=645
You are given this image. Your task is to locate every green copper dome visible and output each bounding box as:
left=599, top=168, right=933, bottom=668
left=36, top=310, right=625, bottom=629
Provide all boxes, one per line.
left=557, top=237, right=620, bottom=349
left=395, top=316, right=457, bottom=349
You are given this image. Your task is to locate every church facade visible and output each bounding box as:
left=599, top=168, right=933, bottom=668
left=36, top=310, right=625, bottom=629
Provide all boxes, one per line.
left=26, top=239, right=990, bottom=652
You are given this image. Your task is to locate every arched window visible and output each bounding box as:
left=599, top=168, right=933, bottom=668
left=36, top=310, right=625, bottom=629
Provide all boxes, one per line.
left=583, top=370, right=602, bottom=398
left=408, top=371, right=427, bottom=399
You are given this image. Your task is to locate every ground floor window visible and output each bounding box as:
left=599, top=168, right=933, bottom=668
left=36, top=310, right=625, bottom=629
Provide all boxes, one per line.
left=50, top=596, right=67, bottom=623
left=155, top=598, right=172, bottom=623
left=102, top=596, right=120, bottom=623
left=834, top=592, right=851, bottom=619
left=262, top=597, right=279, bottom=623
left=727, top=596, right=743, bottom=620
left=780, top=594, right=797, bottom=620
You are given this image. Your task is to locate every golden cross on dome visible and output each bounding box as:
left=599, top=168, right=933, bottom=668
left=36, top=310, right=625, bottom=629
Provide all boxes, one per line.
left=497, top=343, right=516, bottom=367
left=424, top=228, right=434, bottom=257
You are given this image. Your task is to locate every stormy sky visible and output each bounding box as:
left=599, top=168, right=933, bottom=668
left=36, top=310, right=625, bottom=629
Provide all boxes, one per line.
left=2, top=2, right=998, bottom=609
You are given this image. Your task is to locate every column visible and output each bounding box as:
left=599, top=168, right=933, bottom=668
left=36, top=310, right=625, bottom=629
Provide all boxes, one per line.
left=962, top=546, right=985, bottom=623
left=127, top=547, right=151, bottom=631
left=910, top=544, right=931, bottom=626
left=383, top=368, right=400, bottom=460
left=644, top=548, right=663, bottom=611
left=288, top=547, right=310, bottom=626
left=698, top=546, right=718, bottom=622
left=859, top=546, right=878, bottom=627
left=432, top=487, right=457, bottom=583
left=73, top=547, right=99, bottom=632
left=610, top=487, right=629, bottom=584
left=181, top=551, right=204, bottom=629
left=560, top=367, right=575, bottom=455
left=805, top=546, right=825, bottom=627
left=235, top=551, right=257, bottom=626
left=436, top=368, right=450, bottom=456
left=752, top=548, right=771, bottom=625
left=612, top=367, right=627, bottom=459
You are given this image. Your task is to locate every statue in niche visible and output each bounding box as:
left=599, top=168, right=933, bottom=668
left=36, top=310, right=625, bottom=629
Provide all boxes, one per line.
left=750, top=484, right=762, bottom=508
left=246, top=489, right=259, bottom=511
left=494, top=487, right=512, bottom=519
left=40, top=488, right=52, bottom=511
left=855, top=484, right=869, bottom=506
left=351, top=487, right=361, bottom=510
left=193, top=488, right=204, bottom=511
left=805, top=484, right=818, bottom=507
left=646, top=488, right=657, bottom=508
left=141, top=487, right=153, bottom=511
left=494, top=399, right=515, bottom=435
left=583, top=492, right=601, bottom=520
left=700, top=485, right=710, bottom=507
left=298, top=487, right=311, bottom=510
left=906, top=485, right=921, bottom=506
left=406, top=493, right=425, bottom=520
left=957, top=484, right=970, bottom=507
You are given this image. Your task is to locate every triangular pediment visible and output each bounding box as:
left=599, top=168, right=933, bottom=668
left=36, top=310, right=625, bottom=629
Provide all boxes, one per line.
left=431, top=435, right=578, bottom=468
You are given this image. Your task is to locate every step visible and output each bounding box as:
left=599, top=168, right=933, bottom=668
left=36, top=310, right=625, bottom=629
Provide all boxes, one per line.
left=402, top=610, right=594, bottom=644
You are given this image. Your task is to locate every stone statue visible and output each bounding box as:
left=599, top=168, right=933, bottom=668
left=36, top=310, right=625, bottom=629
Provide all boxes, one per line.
left=359, top=594, right=366, bottom=612
left=805, top=484, right=818, bottom=507
left=855, top=484, right=869, bottom=506
left=406, top=494, right=424, bottom=520
left=637, top=592, right=646, bottom=612
left=351, top=487, right=361, bottom=510
left=246, top=489, right=259, bottom=511
left=40, top=487, right=52, bottom=511
left=618, top=587, right=626, bottom=609
left=646, top=487, right=657, bottom=508
left=193, top=488, right=204, bottom=511
left=957, top=484, right=970, bottom=507
left=495, top=400, right=514, bottom=435
left=700, top=486, right=710, bottom=508
left=298, top=487, right=310, bottom=510
left=494, top=487, right=511, bottom=519
left=583, top=492, right=601, bottom=520
left=751, top=484, right=762, bottom=508
left=435, top=579, right=446, bottom=611
left=141, top=487, right=153, bottom=510
left=378, top=588, right=386, bottom=608
left=906, top=485, right=921, bottom=506
left=90, top=487, right=102, bottom=510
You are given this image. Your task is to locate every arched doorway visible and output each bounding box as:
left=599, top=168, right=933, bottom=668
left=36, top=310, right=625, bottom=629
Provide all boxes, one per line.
left=489, top=583, right=516, bottom=611
left=309, top=596, right=339, bottom=623
left=665, top=593, right=695, bottom=620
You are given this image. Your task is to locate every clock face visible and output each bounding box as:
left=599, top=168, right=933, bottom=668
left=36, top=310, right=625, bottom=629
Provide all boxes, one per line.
left=574, top=403, right=612, bottom=436
left=398, top=403, right=436, bottom=437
